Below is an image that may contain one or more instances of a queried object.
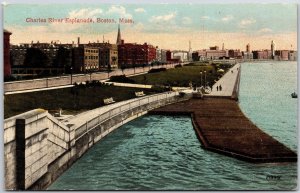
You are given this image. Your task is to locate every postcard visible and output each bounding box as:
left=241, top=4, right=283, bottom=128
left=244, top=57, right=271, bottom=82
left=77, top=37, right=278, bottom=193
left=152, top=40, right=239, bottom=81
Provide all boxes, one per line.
left=3, top=2, right=297, bottom=191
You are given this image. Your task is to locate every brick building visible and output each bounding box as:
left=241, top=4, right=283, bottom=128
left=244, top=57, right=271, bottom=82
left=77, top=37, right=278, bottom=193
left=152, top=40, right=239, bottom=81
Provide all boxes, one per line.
left=118, top=41, right=156, bottom=68
left=228, top=49, right=242, bottom=59
left=274, top=50, right=289, bottom=61
left=4, top=29, right=12, bottom=77
left=252, top=50, right=272, bottom=60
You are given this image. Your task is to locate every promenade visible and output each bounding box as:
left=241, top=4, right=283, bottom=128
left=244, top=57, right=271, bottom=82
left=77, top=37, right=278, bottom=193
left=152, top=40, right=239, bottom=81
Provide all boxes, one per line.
left=207, top=63, right=240, bottom=97
left=149, top=63, right=297, bottom=163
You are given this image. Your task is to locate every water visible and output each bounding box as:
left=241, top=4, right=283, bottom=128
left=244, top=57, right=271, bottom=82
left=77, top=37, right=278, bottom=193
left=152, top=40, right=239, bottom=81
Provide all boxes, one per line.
left=48, top=61, right=297, bottom=190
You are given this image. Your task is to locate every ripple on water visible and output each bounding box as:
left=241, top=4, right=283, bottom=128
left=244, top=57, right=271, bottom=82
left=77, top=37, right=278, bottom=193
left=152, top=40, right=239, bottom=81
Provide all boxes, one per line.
left=49, top=62, right=297, bottom=190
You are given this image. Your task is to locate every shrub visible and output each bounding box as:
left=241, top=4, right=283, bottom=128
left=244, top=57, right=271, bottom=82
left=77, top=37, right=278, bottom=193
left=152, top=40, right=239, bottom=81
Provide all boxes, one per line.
left=150, top=85, right=169, bottom=92
left=148, top=68, right=167, bottom=73
left=174, top=64, right=182, bottom=68
left=179, top=92, right=186, bottom=97
left=109, top=75, right=135, bottom=83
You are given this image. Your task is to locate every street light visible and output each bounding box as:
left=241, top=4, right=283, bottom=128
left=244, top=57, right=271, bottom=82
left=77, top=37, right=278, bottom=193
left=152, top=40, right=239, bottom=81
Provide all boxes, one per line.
left=204, top=70, right=207, bottom=88
left=70, top=66, right=73, bottom=85
left=200, top=71, right=202, bottom=87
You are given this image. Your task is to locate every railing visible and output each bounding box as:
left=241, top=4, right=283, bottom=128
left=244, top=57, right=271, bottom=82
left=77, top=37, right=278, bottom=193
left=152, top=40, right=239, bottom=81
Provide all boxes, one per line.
left=74, top=91, right=186, bottom=141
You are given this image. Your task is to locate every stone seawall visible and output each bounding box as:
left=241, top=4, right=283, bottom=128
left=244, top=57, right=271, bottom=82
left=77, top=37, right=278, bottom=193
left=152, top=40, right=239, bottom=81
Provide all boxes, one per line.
left=4, top=91, right=191, bottom=190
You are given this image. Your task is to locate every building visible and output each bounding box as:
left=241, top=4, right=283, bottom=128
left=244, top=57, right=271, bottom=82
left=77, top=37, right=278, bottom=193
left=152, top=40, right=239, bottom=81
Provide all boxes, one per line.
left=289, top=51, right=297, bottom=61
left=4, top=29, right=12, bottom=77
left=88, top=42, right=118, bottom=69
left=156, top=47, right=162, bottom=63
left=161, top=49, right=167, bottom=63
left=246, top=43, right=250, bottom=53
left=274, top=50, right=289, bottom=61
left=206, top=49, right=227, bottom=60
left=73, top=45, right=99, bottom=73
left=10, top=40, right=74, bottom=75
left=228, top=49, right=242, bottom=59
left=192, top=52, right=199, bottom=61
left=116, top=24, right=122, bottom=45
left=10, top=41, right=74, bottom=67
left=118, top=41, right=156, bottom=68
left=10, top=44, right=28, bottom=66
left=172, top=51, right=189, bottom=62
left=252, top=50, right=272, bottom=60
left=271, top=40, right=275, bottom=59
left=242, top=51, right=253, bottom=60
left=209, top=46, right=219, bottom=50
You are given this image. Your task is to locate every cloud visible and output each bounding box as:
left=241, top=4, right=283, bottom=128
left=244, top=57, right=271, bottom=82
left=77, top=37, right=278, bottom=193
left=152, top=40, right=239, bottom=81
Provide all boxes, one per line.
left=107, top=5, right=132, bottom=18
left=68, top=8, right=103, bottom=18
left=48, top=8, right=103, bottom=33
left=201, top=16, right=210, bottom=20
left=259, top=28, right=273, bottom=33
left=182, top=17, right=192, bottom=25
left=239, top=18, right=256, bottom=28
left=149, top=13, right=176, bottom=23
left=134, top=8, right=146, bottom=13
left=221, top=15, right=233, bottom=22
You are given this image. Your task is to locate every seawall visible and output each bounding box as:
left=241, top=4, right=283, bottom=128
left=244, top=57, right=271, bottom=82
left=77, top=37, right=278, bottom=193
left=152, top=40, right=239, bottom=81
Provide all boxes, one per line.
left=4, top=91, right=191, bottom=190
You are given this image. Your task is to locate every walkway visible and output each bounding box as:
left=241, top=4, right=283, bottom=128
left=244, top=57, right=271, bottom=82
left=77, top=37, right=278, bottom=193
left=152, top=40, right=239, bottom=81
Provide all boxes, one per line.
left=208, top=63, right=240, bottom=97
left=150, top=98, right=297, bottom=163
left=5, top=85, right=74, bottom=95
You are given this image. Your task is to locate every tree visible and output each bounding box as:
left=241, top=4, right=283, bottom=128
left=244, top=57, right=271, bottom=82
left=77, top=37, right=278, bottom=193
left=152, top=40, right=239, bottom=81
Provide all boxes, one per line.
left=121, top=64, right=126, bottom=75
left=107, top=63, right=111, bottom=78
left=24, top=48, right=49, bottom=67
left=53, top=46, right=72, bottom=69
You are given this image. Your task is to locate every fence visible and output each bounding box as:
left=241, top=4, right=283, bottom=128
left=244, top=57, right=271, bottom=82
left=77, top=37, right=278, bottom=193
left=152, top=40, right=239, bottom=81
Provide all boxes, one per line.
left=5, top=63, right=189, bottom=93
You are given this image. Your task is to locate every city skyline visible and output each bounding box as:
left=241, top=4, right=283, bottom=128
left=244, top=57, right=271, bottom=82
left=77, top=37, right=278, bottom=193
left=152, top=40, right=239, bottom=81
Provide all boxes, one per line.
left=4, top=4, right=297, bottom=50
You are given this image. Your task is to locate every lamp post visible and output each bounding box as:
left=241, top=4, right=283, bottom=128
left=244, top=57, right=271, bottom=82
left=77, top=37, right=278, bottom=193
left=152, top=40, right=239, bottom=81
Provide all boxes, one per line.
left=70, top=66, right=73, bottom=85
left=200, top=71, right=202, bottom=87
left=133, top=48, right=136, bottom=74
left=204, top=70, right=207, bottom=88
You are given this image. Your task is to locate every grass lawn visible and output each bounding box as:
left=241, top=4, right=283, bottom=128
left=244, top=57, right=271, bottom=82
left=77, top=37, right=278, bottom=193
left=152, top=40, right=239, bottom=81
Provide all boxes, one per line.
left=4, top=84, right=160, bottom=119
left=129, top=65, right=220, bottom=87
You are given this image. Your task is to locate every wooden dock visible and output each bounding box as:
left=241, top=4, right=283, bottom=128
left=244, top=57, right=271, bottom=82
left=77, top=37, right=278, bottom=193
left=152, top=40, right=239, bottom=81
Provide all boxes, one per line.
left=149, top=98, right=297, bottom=163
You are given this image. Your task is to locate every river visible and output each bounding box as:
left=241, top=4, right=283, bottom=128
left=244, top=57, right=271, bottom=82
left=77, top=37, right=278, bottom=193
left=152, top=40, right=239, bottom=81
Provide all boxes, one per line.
left=48, top=61, right=297, bottom=190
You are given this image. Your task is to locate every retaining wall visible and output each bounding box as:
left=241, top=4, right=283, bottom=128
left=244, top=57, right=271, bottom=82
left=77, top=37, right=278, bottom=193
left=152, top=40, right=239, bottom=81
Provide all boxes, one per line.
left=4, top=91, right=191, bottom=190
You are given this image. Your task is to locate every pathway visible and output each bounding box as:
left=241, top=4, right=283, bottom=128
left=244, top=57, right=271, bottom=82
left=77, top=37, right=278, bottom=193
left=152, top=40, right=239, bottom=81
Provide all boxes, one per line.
left=207, top=63, right=240, bottom=97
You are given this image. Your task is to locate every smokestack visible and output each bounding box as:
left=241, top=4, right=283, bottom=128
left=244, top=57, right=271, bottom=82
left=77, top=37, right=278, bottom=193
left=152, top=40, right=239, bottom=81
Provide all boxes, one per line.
left=77, top=37, right=80, bottom=45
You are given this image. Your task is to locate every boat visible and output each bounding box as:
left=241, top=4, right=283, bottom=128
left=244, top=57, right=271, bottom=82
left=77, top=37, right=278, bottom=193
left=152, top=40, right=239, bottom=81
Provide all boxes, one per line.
left=291, top=92, right=297, bottom=98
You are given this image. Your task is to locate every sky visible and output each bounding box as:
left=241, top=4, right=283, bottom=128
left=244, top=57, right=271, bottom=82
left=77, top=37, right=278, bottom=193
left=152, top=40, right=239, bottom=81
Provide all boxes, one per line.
left=3, top=3, right=297, bottom=51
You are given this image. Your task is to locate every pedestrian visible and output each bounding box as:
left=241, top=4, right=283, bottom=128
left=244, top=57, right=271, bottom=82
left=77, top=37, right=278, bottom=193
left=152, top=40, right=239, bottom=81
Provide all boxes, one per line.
left=219, top=85, right=222, bottom=91
left=216, top=86, right=219, bottom=91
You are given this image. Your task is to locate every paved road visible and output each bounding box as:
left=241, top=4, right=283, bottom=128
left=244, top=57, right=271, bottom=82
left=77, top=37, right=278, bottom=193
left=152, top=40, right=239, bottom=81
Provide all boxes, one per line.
left=208, top=63, right=240, bottom=97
